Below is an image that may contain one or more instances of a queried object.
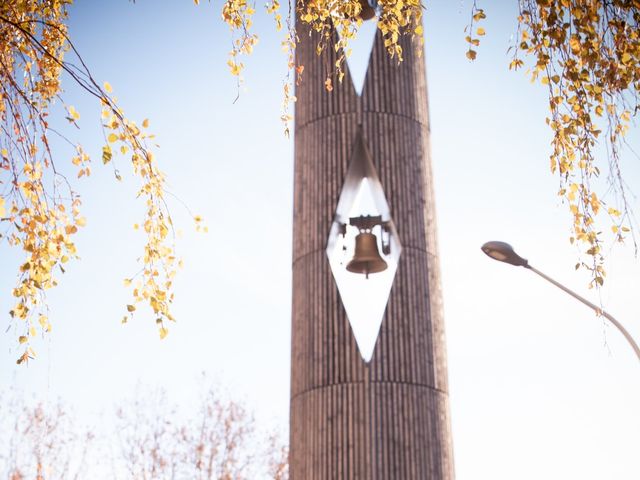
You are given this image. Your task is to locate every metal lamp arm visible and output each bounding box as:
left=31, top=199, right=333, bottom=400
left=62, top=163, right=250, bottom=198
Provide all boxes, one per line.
left=527, top=265, right=640, bottom=362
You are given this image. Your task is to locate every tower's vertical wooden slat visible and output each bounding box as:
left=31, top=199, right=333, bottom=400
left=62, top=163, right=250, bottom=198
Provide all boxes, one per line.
left=290, top=22, right=455, bottom=479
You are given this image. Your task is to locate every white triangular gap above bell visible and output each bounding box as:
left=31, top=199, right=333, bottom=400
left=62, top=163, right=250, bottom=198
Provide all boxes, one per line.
left=336, top=11, right=378, bottom=96
left=326, top=130, right=402, bottom=362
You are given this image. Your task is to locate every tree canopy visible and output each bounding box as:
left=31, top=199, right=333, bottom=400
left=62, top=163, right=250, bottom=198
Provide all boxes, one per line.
left=0, top=382, right=289, bottom=478
left=1, top=0, right=638, bottom=364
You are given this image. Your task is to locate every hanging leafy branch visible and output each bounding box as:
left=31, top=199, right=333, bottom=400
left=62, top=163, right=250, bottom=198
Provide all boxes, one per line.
left=468, top=1, right=638, bottom=288
left=513, top=0, right=639, bottom=287
left=0, top=0, right=184, bottom=364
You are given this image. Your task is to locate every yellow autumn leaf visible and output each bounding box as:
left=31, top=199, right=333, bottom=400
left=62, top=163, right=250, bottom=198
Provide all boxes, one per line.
left=68, top=105, right=80, bottom=121
left=127, top=304, right=136, bottom=312
left=142, top=118, right=149, bottom=128
left=159, top=327, right=168, bottom=339
left=104, top=81, right=113, bottom=93
left=325, top=78, right=333, bottom=91
left=102, top=145, right=112, bottom=164
left=477, top=27, right=486, bottom=36
left=569, top=36, right=580, bottom=52
left=607, top=207, right=621, bottom=216
left=227, top=60, right=243, bottom=76
left=472, top=9, right=486, bottom=21
left=108, top=133, right=118, bottom=143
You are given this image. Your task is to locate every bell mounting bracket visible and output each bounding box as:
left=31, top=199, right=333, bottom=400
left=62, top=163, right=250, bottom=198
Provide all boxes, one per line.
left=339, top=215, right=392, bottom=255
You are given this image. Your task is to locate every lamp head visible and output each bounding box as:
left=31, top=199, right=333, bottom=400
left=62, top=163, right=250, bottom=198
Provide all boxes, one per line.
left=481, top=241, right=529, bottom=268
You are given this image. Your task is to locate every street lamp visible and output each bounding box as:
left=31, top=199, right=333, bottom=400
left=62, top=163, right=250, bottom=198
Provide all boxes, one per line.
left=481, top=240, right=640, bottom=362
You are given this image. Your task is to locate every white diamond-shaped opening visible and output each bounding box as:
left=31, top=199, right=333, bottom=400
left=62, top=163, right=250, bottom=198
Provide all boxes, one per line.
left=326, top=132, right=402, bottom=362
left=336, top=16, right=378, bottom=96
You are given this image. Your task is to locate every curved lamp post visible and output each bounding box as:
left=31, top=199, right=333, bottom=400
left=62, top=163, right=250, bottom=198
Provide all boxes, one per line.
left=481, top=241, right=640, bottom=362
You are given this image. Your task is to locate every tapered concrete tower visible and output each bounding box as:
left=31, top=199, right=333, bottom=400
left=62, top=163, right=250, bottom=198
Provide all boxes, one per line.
left=290, top=17, right=455, bottom=479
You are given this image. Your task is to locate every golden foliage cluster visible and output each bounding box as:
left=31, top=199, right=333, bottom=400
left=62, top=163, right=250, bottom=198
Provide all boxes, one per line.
left=508, top=0, right=639, bottom=286
left=0, top=0, right=181, bottom=364
left=209, top=0, right=424, bottom=134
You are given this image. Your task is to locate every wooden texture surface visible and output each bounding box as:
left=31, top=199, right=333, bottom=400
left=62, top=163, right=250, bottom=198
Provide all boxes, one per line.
left=290, top=24, right=455, bottom=479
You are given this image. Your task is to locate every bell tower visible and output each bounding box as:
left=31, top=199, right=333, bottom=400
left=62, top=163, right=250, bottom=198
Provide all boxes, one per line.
left=290, top=16, right=455, bottom=479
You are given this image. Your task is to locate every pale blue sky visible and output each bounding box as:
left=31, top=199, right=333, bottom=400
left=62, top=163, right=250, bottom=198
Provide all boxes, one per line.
left=1, top=1, right=639, bottom=479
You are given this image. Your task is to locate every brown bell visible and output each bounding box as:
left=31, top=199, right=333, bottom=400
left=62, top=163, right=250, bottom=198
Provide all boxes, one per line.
left=346, top=232, right=388, bottom=278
